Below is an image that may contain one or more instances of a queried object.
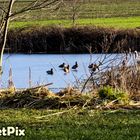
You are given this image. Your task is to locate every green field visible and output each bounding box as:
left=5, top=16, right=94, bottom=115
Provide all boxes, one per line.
left=10, top=16, right=140, bottom=29
left=0, top=109, right=139, bottom=140
left=0, top=0, right=140, bottom=29
left=11, top=0, right=140, bottom=20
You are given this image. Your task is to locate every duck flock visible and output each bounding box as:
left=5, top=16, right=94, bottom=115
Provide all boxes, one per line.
left=46, top=61, right=79, bottom=75
left=46, top=51, right=140, bottom=75
left=46, top=61, right=101, bottom=75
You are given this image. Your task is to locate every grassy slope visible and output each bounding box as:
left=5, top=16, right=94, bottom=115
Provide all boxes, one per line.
left=10, top=16, right=140, bottom=29
left=11, top=0, right=140, bottom=20
left=5, top=0, right=139, bottom=29
left=0, top=109, right=140, bottom=140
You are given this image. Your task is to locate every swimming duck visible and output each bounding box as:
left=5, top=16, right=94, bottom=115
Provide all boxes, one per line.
left=88, top=63, right=94, bottom=69
left=92, top=64, right=99, bottom=72
left=59, top=63, right=65, bottom=68
left=46, top=68, right=53, bottom=75
left=64, top=65, right=70, bottom=73
left=72, top=61, right=78, bottom=70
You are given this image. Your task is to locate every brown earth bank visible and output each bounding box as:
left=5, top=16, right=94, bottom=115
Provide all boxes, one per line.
left=3, top=26, right=140, bottom=53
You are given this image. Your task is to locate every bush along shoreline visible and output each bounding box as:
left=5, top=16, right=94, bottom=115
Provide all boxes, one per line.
left=5, top=26, right=140, bottom=54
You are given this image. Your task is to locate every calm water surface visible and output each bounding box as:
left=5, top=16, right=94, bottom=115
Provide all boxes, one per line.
left=1, top=54, right=133, bottom=89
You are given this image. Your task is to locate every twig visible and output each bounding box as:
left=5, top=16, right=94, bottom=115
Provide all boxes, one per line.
left=25, top=83, right=53, bottom=91
left=35, top=108, right=75, bottom=119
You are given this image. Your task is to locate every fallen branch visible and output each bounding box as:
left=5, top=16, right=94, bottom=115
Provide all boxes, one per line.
left=25, top=83, right=53, bottom=91
left=35, top=107, right=75, bottom=119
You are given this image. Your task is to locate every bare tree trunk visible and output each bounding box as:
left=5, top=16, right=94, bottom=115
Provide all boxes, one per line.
left=0, top=0, right=15, bottom=75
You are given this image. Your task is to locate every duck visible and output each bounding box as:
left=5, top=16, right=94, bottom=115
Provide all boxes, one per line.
left=134, top=51, right=140, bottom=65
left=92, top=64, right=99, bottom=72
left=64, top=65, right=70, bottom=73
left=72, top=61, right=78, bottom=70
left=59, top=63, right=65, bottom=68
left=46, top=68, right=53, bottom=75
left=88, top=63, right=94, bottom=69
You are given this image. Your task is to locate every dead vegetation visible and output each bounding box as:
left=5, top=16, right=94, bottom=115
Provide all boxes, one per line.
left=5, top=26, right=140, bottom=53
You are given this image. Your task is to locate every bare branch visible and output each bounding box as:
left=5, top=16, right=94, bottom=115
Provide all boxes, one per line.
left=10, top=0, right=62, bottom=17
left=0, top=6, right=7, bottom=14
left=0, top=13, right=6, bottom=33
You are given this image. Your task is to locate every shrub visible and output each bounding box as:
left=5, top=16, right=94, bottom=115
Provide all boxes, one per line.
left=98, top=86, right=129, bottom=104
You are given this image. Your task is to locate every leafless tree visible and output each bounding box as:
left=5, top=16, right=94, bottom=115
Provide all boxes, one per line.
left=71, top=0, right=81, bottom=26
left=0, top=0, right=63, bottom=75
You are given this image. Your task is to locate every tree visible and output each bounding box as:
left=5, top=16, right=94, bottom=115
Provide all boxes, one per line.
left=71, top=0, right=81, bottom=26
left=0, top=0, right=63, bottom=75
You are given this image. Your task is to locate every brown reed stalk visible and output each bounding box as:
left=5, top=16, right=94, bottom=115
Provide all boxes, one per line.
left=29, top=67, right=32, bottom=88
left=8, top=66, right=14, bottom=88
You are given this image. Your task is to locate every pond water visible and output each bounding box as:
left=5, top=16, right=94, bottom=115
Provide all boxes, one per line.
left=1, top=53, right=135, bottom=90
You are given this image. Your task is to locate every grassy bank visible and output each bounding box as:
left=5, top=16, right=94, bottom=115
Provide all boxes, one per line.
left=9, top=16, right=140, bottom=29
left=0, top=109, right=140, bottom=140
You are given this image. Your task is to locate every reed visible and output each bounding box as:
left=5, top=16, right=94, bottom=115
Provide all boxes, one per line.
left=5, top=26, right=140, bottom=54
